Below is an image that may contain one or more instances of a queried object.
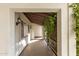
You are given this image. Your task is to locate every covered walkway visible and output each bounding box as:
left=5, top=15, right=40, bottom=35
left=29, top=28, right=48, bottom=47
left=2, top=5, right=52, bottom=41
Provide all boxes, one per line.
left=20, top=39, right=54, bottom=56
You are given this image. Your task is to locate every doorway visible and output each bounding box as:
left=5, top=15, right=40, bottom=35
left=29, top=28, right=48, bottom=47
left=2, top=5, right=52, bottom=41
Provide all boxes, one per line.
left=15, top=12, right=57, bottom=56
left=10, top=8, right=61, bottom=56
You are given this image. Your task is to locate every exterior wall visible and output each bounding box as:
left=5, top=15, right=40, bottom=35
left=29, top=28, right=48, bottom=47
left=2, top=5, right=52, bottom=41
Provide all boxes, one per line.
left=15, top=13, right=32, bottom=55
left=69, top=4, right=76, bottom=56
left=0, top=7, right=9, bottom=56
left=15, top=13, right=21, bottom=44
left=57, top=10, right=61, bottom=56
left=15, top=13, right=22, bottom=55
left=31, top=23, right=43, bottom=39
left=0, top=3, right=71, bottom=56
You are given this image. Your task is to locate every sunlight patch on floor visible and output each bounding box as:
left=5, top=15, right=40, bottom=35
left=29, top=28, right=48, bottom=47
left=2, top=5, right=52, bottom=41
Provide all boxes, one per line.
left=29, top=40, right=40, bottom=43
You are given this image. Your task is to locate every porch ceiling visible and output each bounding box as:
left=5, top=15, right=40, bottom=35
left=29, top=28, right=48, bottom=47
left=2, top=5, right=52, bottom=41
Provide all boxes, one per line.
left=24, top=12, right=56, bottom=25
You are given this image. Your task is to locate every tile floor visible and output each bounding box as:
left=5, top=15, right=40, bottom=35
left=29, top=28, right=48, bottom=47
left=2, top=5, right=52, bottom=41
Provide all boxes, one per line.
left=20, top=39, right=54, bottom=56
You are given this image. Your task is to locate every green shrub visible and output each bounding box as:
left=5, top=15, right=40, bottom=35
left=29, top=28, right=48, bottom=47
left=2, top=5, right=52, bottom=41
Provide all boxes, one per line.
left=70, top=3, right=79, bottom=56
left=43, top=16, right=55, bottom=42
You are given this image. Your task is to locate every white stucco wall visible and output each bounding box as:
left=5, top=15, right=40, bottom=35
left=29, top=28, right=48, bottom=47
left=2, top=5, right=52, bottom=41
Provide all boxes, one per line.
left=69, top=4, right=76, bottom=56
left=15, top=13, right=21, bottom=43
left=15, top=13, right=32, bottom=55
left=0, top=7, right=10, bottom=56
left=0, top=3, right=70, bottom=56
left=31, top=23, right=43, bottom=39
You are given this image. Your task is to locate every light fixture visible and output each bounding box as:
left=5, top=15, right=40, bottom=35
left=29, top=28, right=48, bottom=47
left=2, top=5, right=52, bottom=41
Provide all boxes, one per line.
left=16, top=17, right=21, bottom=25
